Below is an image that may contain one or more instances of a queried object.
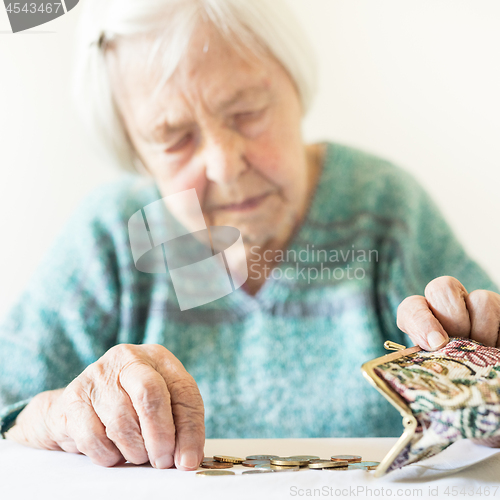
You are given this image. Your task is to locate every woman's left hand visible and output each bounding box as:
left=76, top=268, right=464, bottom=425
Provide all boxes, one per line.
left=397, top=276, right=500, bottom=351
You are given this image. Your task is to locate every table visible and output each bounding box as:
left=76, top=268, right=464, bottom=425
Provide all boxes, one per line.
left=1, top=438, right=499, bottom=500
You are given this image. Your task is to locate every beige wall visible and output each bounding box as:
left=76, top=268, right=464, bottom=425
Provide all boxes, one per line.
left=0, top=1, right=499, bottom=320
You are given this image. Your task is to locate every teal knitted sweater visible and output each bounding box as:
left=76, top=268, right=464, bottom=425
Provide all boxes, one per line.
left=1, top=142, right=498, bottom=439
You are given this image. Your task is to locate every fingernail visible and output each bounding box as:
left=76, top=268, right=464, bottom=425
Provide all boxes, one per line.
left=154, top=454, right=174, bottom=469
left=428, top=331, right=446, bottom=350
left=180, top=451, right=200, bottom=470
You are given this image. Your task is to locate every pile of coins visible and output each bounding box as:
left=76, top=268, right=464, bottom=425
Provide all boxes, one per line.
left=196, top=454, right=380, bottom=476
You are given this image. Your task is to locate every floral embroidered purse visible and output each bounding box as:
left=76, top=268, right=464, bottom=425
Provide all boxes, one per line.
left=361, top=337, right=500, bottom=477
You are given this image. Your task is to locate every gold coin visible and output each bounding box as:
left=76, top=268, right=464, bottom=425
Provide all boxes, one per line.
left=271, top=457, right=308, bottom=466
left=270, top=465, right=300, bottom=472
left=246, top=455, right=279, bottom=461
left=200, top=461, right=233, bottom=469
left=213, top=455, right=244, bottom=464
left=310, top=459, right=348, bottom=468
left=331, top=455, right=361, bottom=463
left=242, top=469, right=273, bottom=474
left=325, top=466, right=349, bottom=471
left=309, top=460, right=347, bottom=469
left=196, top=470, right=235, bottom=476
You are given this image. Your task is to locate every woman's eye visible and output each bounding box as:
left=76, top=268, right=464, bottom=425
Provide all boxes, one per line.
left=235, top=108, right=266, bottom=123
left=165, top=133, right=193, bottom=153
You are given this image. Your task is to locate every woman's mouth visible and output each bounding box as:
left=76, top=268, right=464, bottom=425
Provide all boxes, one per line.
left=214, top=192, right=272, bottom=212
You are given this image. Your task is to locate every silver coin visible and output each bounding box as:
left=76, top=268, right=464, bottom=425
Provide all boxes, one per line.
left=246, top=455, right=279, bottom=461
left=357, top=461, right=380, bottom=467
left=253, top=464, right=272, bottom=470
left=286, top=455, right=319, bottom=462
left=347, top=464, right=369, bottom=470
left=196, top=470, right=235, bottom=476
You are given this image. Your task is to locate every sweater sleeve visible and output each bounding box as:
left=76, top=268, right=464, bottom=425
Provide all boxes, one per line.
left=375, top=167, right=500, bottom=347
left=0, top=186, right=123, bottom=437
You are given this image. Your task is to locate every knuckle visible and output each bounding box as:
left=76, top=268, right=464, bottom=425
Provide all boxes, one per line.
left=133, top=383, right=165, bottom=416
left=106, top=343, right=141, bottom=364
left=397, top=295, right=421, bottom=329
left=147, top=343, right=170, bottom=357
left=170, top=377, right=202, bottom=406
left=425, top=276, right=462, bottom=297
left=467, top=289, right=491, bottom=309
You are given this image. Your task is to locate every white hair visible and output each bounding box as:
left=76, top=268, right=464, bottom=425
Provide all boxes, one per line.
left=72, top=0, right=318, bottom=173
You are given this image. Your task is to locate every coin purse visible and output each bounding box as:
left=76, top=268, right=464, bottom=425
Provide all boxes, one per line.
left=361, top=337, right=500, bottom=477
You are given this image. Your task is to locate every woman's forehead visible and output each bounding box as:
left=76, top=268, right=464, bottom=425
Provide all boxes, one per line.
left=110, top=22, right=269, bottom=92
left=109, top=30, right=281, bottom=129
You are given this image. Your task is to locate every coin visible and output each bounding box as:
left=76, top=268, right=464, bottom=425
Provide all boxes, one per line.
left=196, top=470, right=235, bottom=476
left=242, top=469, right=273, bottom=474
left=347, top=464, right=369, bottom=470
left=357, top=461, right=380, bottom=468
left=246, top=455, right=279, bottom=461
left=309, top=460, right=347, bottom=469
left=201, top=461, right=233, bottom=469
left=331, top=455, right=362, bottom=463
left=271, top=457, right=308, bottom=466
left=287, top=455, right=320, bottom=462
left=324, top=466, right=349, bottom=471
left=310, top=459, right=348, bottom=467
left=242, top=460, right=271, bottom=467
left=253, top=464, right=272, bottom=470
left=213, top=455, right=244, bottom=464
left=270, top=465, right=300, bottom=472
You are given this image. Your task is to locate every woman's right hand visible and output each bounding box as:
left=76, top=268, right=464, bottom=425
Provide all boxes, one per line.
left=5, top=344, right=205, bottom=470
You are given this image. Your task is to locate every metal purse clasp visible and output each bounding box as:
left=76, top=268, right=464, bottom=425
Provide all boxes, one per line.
left=360, top=340, right=422, bottom=477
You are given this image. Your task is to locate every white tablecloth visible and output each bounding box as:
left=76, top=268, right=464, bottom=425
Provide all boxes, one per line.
left=1, top=437, right=499, bottom=500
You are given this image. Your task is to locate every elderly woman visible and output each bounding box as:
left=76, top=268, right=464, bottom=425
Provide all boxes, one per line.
left=1, top=0, right=499, bottom=472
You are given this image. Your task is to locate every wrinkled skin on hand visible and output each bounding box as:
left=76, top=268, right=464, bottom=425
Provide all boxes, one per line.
left=397, top=275, right=500, bottom=447
left=6, top=344, right=205, bottom=469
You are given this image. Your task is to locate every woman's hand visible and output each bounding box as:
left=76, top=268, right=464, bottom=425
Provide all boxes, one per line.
left=397, top=276, right=500, bottom=351
left=5, top=344, right=204, bottom=470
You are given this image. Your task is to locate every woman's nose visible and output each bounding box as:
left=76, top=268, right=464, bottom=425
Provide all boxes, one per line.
left=203, top=129, right=248, bottom=185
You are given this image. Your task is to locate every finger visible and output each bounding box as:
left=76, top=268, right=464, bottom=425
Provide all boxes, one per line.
left=45, top=390, right=87, bottom=455
left=397, top=295, right=449, bottom=351
left=424, top=276, right=471, bottom=337
left=170, top=374, right=205, bottom=471
left=151, top=349, right=205, bottom=471
left=466, top=290, right=500, bottom=347
left=91, top=384, right=150, bottom=465
left=471, top=436, right=500, bottom=448
left=119, top=361, right=177, bottom=469
left=63, top=384, right=125, bottom=467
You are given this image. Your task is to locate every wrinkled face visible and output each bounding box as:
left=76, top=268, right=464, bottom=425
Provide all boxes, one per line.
left=106, top=24, right=311, bottom=250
